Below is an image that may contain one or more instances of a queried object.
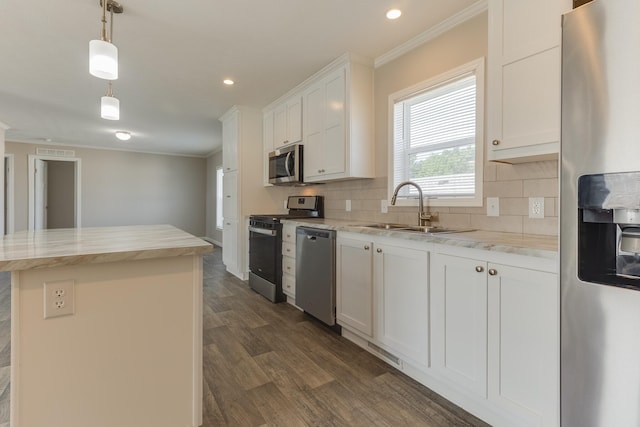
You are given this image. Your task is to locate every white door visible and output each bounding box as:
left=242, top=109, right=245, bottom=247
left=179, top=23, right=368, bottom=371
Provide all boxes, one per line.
left=34, top=159, right=48, bottom=230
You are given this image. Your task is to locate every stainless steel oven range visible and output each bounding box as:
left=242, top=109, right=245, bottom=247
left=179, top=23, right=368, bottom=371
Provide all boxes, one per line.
left=248, top=195, right=323, bottom=302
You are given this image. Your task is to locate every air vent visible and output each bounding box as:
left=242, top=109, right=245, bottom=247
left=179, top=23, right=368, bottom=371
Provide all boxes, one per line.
left=36, top=148, right=75, bottom=157
left=367, top=341, right=401, bottom=366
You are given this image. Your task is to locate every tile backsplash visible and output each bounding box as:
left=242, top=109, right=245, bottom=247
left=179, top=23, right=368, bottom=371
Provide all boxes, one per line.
left=288, top=160, right=559, bottom=236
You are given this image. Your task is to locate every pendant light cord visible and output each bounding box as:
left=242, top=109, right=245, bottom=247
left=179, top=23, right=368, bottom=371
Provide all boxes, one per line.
left=100, top=0, right=108, bottom=41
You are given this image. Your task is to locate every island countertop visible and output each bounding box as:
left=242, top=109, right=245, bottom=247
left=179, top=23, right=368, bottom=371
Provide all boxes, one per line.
left=0, top=224, right=213, bottom=271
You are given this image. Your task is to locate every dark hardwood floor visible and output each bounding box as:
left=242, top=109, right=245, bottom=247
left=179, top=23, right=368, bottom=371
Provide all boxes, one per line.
left=0, top=247, right=488, bottom=427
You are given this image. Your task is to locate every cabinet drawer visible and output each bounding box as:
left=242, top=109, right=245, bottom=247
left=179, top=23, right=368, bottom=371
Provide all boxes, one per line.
left=282, top=256, right=296, bottom=277
left=283, top=224, right=297, bottom=243
left=283, top=273, right=295, bottom=296
left=282, top=241, right=296, bottom=258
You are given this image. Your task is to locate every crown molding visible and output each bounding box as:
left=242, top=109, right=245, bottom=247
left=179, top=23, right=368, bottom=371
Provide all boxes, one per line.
left=374, top=0, right=488, bottom=68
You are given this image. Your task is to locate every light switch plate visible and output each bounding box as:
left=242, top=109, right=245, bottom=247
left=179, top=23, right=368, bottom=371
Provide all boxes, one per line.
left=345, top=200, right=351, bottom=212
left=487, top=197, right=499, bottom=217
left=381, top=199, right=388, bottom=214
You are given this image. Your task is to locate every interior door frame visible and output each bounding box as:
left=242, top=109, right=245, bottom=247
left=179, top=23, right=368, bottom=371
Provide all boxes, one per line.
left=28, top=154, right=82, bottom=230
left=4, top=154, right=14, bottom=234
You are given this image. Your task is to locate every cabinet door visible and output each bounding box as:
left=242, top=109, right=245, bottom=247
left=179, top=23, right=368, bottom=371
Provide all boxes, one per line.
left=303, top=83, right=324, bottom=180
left=273, top=104, right=288, bottom=147
left=487, top=264, right=559, bottom=427
left=337, top=236, right=374, bottom=336
left=375, top=243, right=429, bottom=367
left=286, top=96, right=303, bottom=144
left=431, top=254, right=487, bottom=397
left=222, top=111, right=238, bottom=172
left=322, top=69, right=346, bottom=176
left=222, top=219, right=238, bottom=273
left=222, top=171, right=237, bottom=221
left=488, top=0, right=571, bottom=162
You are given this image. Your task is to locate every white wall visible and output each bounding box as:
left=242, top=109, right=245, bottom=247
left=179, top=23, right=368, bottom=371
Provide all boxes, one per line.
left=6, top=142, right=207, bottom=236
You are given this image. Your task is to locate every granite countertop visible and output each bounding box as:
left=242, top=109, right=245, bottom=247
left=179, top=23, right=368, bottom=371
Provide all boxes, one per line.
left=0, top=224, right=213, bottom=271
left=283, top=218, right=558, bottom=260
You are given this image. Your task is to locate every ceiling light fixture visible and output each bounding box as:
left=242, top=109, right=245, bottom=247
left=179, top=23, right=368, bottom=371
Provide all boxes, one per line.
left=89, top=0, right=123, bottom=80
left=386, top=9, right=402, bottom=20
left=223, top=79, right=235, bottom=85
left=101, top=81, right=120, bottom=120
left=115, top=131, right=131, bottom=141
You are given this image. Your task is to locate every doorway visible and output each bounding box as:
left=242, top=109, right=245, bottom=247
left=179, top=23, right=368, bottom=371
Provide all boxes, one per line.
left=28, top=155, right=81, bottom=230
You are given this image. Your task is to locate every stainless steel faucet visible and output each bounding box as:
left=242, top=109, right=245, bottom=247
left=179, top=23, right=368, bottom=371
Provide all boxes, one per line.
left=390, top=181, right=435, bottom=226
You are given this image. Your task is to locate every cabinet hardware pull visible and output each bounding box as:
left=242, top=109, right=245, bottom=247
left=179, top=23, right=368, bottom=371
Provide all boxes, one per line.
left=488, top=269, right=498, bottom=276
left=376, top=248, right=382, bottom=253
left=492, top=139, right=500, bottom=146
left=364, top=245, right=370, bottom=250
left=226, top=195, right=231, bottom=198
left=475, top=266, right=484, bottom=273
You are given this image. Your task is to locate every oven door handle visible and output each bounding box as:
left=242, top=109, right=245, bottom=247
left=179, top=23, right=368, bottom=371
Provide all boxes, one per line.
left=249, top=226, right=277, bottom=236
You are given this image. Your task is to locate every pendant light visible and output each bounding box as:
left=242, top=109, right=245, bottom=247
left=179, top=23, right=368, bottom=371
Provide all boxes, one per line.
left=89, top=0, right=123, bottom=80
left=101, top=81, right=120, bottom=120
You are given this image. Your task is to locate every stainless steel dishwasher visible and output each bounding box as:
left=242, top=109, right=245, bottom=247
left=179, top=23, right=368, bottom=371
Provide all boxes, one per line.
left=296, top=226, right=336, bottom=326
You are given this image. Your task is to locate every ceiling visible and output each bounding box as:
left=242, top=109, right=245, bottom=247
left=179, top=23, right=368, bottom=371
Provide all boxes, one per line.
left=0, top=0, right=482, bottom=157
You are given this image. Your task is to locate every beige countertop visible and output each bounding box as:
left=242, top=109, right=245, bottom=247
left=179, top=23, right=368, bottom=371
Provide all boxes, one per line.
left=0, top=224, right=213, bottom=271
left=283, top=218, right=558, bottom=260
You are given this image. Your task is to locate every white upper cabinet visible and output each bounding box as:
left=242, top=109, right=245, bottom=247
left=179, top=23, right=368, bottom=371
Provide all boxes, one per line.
left=273, top=95, right=303, bottom=148
left=263, top=52, right=374, bottom=184
left=303, top=54, right=374, bottom=183
left=487, top=0, right=572, bottom=163
left=222, top=111, right=238, bottom=172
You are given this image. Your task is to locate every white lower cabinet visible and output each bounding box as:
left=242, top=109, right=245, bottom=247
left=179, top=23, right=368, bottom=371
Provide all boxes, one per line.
left=336, top=235, right=374, bottom=337
left=431, top=254, right=488, bottom=398
left=431, top=251, right=559, bottom=427
left=374, top=242, right=430, bottom=369
left=221, top=220, right=238, bottom=275
left=336, top=230, right=558, bottom=427
left=282, top=224, right=297, bottom=301
left=336, top=234, right=429, bottom=367
left=487, top=263, right=559, bottom=427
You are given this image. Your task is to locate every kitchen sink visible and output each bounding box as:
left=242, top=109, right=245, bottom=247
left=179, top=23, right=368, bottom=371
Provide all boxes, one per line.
left=351, top=223, right=474, bottom=234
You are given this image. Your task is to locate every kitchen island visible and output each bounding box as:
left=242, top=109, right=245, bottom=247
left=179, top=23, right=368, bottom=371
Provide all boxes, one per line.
left=0, top=224, right=212, bottom=427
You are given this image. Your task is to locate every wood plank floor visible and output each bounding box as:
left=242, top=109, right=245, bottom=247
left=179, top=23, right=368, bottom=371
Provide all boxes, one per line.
left=0, top=247, right=489, bottom=427
left=201, top=248, right=488, bottom=427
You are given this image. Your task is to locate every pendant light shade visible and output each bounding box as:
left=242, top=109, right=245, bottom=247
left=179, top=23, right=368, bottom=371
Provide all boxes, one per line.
left=101, top=94, right=120, bottom=120
left=89, top=39, right=118, bottom=80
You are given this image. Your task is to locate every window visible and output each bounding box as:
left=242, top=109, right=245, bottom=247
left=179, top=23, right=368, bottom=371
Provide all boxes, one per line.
left=389, top=58, right=484, bottom=207
left=216, top=167, right=223, bottom=230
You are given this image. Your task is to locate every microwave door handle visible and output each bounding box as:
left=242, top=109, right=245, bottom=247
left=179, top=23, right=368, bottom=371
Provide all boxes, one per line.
left=285, top=151, right=293, bottom=177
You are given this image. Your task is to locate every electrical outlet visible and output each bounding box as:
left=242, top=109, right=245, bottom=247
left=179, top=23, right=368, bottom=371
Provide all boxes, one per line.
left=487, top=197, right=499, bottom=217
left=381, top=199, right=388, bottom=214
left=44, top=280, right=75, bottom=319
left=345, top=200, right=351, bottom=212
left=529, top=197, right=545, bottom=219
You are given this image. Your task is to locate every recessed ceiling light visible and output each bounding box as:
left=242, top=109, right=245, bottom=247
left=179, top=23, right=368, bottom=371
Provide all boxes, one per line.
left=386, top=9, right=402, bottom=20
left=223, top=79, right=235, bottom=85
left=115, top=131, right=131, bottom=141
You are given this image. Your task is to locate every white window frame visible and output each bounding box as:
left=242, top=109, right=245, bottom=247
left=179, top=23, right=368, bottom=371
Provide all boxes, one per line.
left=216, top=167, right=223, bottom=230
left=388, top=57, right=485, bottom=207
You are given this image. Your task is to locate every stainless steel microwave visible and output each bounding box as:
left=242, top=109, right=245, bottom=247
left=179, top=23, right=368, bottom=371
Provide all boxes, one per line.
left=268, top=144, right=303, bottom=185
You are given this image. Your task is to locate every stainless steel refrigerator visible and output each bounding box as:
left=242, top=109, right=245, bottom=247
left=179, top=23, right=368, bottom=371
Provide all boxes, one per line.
left=562, top=0, right=640, bottom=425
